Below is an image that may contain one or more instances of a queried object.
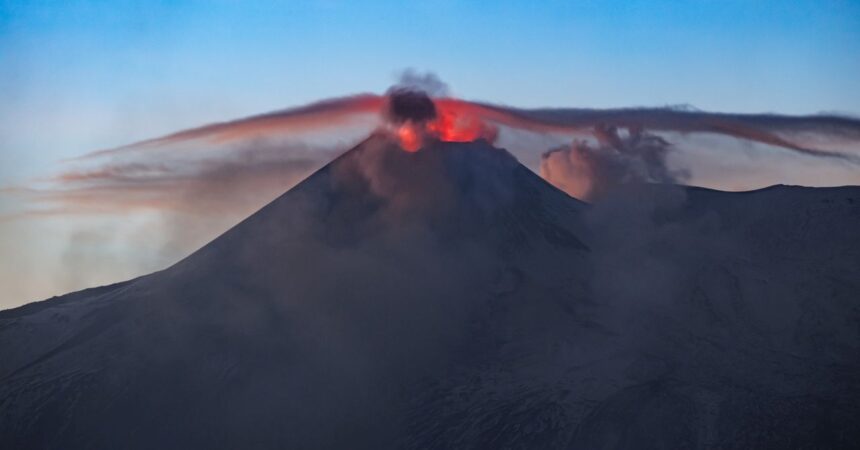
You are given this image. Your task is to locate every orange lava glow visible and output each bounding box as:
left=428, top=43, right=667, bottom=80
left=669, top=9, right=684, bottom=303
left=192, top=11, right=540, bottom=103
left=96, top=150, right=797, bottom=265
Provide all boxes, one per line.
left=393, top=98, right=500, bottom=151
left=428, top=104, right=499, bottom=143
left=397, top=124, right=423, bottom=152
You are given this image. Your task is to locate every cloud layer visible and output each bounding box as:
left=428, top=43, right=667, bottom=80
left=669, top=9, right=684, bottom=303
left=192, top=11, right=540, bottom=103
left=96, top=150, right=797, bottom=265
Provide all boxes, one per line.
left=2, top=85, right=859, bottom=307
left=7, top=92, right=857, bottom=219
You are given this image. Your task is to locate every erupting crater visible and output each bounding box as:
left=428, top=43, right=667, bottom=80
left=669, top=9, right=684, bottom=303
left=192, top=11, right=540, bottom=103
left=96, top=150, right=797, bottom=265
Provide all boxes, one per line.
left=386, top=89, right=498, bottom=152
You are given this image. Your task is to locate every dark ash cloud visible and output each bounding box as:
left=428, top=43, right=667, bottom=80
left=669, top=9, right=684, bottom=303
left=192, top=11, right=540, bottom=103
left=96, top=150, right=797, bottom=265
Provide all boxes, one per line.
left=392, top=69, right=450, bottom=97
left=385, top=89, right=437, bottom=124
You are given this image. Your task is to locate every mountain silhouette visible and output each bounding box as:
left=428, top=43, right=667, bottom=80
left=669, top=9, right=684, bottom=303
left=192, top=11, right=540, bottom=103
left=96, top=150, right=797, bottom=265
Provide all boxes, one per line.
left=2, top=135, right=859, bottom=449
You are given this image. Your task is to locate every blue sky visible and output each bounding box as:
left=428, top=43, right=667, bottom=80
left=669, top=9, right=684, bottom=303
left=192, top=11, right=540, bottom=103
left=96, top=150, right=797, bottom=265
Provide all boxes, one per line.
left=2, top=0, right=859, bottom=184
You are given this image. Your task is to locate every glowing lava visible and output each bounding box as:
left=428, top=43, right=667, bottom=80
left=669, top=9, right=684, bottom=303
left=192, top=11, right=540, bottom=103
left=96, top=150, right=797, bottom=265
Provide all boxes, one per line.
left=388, top=95, right=499, bottom=151
left=397, top=124, right=423, bottom=152
left=429, top=103, right=499, bottom=143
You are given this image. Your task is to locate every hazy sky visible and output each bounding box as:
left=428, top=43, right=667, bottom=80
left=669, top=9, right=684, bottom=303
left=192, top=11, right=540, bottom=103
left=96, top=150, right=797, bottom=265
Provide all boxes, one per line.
left=2, top=0, right=859, bottom=184
left=1, top=0, right=859, bottom=308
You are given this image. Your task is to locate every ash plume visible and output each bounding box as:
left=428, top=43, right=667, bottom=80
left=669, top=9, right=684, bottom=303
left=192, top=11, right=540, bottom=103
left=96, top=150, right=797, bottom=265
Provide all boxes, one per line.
left=541, top=125, right=690, bottom=200
left=74, top=94, right=386, bottom=160
left=385, top=89, right=437, bottom=124
left=479, top=104, right=860, bottom=162
left=3, top=84, right=860, bottom=223
left=393, top=69, right=450, bottom=97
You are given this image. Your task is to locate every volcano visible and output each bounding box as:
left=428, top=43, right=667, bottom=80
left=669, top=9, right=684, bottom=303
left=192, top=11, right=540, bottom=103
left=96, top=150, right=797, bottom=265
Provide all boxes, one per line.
left=2, top=136, right=859, bottom=449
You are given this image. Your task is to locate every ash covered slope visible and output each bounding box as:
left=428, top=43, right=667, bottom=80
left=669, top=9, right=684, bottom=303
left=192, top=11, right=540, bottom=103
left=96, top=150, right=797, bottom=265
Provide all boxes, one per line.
left=2, top=136, right=860, bottom=449
left=402, top=182, right=860, bottom=449
left=0, top=136, right=589, bottom=449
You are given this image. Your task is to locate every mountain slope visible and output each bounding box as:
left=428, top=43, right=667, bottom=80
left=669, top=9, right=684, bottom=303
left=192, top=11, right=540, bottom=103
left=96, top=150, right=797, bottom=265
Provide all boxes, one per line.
left=1, top=136, right=859, bottom=449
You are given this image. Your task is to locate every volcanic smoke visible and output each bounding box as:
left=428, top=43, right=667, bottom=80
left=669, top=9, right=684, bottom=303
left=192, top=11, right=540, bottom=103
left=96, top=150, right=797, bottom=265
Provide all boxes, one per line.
left=4, top=75, right=860, bottom=221
left=385, top=88, right=499, bottom=152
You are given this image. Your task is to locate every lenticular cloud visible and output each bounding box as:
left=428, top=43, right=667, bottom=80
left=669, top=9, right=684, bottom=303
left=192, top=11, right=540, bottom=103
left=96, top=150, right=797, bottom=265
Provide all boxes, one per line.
left=4, top=84, right=860, bottom=219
